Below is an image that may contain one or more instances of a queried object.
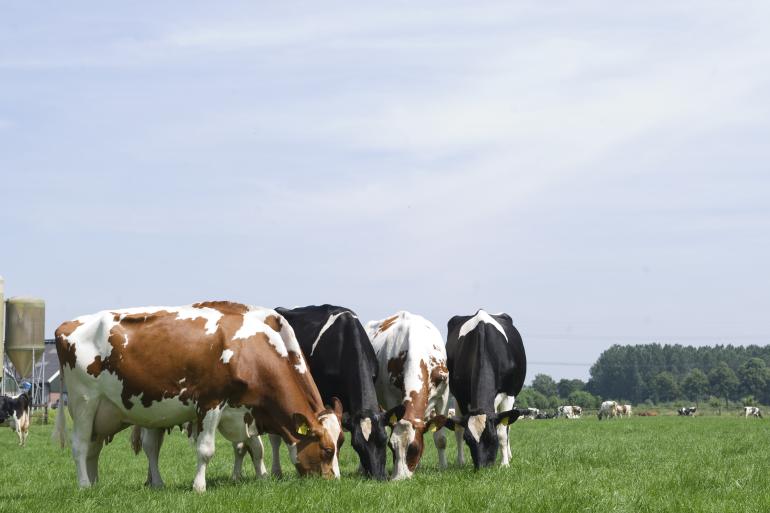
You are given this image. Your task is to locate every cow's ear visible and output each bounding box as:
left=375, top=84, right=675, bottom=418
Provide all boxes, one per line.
left=292, top=413, right=315, bottom=439
left=495, top=409, right=522, bottom=426
left=423, top=414, right=448, bottom=433
left=331, top=396, right=344, bottom=424
left=383, top=404, right=406, bottom=427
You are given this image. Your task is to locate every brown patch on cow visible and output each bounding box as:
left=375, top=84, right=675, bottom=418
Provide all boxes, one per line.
left=263, top=314, right=282, bottom=333
left=87, top=356, right=104, bottom=377
left=54, top=320, right=83, bottom=370
left=387, top=351, right=407, bottom=389
left=288, top=351, right=304, bottom=370
left=192, top=301, right=250, bottom=315
left=378, top=315, right=399, bottom=334
left=430, top=364, right=448, bottom=385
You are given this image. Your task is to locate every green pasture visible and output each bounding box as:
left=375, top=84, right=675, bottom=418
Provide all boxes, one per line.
left=1, top=415, right=768, bottom=513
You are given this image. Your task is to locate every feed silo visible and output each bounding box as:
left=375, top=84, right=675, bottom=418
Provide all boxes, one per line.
left=4, top=296, right=45, bottom=378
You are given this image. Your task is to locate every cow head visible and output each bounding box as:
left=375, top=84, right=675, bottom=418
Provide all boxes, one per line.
left=293, top=399, right=344, bottom=479
left=341, top=408, right=389, bottom=480
left=444, top=409, right=522, bottom=469
left=386, top=404, right=447, bottom=480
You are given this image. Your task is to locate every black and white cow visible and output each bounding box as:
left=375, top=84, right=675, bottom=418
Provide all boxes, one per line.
left=444, top=310, right=527, bottom=469
left=677, top=407, right=697, bottom=416
left=272, top=305, right=389, bottom=480
left=744, top=406, right=762, bottom=418
left=0, top=393, right=31, bottom=446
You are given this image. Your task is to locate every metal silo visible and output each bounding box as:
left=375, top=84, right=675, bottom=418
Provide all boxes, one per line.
left=5, top=296, right=45, bottom=378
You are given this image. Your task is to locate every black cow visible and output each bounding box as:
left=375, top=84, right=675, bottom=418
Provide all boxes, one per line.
left=678, top=407, right=697, bottom=416
left=274, top=305, right=388, bottom=480
left=444, top=310, right=527, bottom=469
left=0, top=393, right=31, bottom=446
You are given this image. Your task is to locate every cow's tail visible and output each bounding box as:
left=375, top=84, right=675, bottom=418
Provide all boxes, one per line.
left=52, top=385, right=68, bottom=449
left=130, top=425, right=142, bottom=455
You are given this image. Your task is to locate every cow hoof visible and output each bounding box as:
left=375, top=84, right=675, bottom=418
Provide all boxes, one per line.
left=231, top=473, right=242, bottom=482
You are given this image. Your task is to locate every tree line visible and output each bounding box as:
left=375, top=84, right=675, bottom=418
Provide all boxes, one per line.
left=517, top=343, right=770, bottom=409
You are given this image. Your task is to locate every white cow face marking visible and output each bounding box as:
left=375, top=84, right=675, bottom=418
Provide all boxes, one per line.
left=360, top=417, right=372, bottom=442
left=466, top=414, right=487, bottom=443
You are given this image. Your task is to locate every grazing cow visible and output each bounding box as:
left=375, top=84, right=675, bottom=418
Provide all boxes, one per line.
left=598, top=401, right=617, bottom=420
left=522, top=408, right=540, bottom=419
left=444, top=310, right=527, bottom=469
left=270, top=305, right=387, bottom=480
left=0, top=393, right=31, bottom=446
left=638, top=411, right=658, bottom=417
left=557, top=405, right=582, bottom=419
left=366, top=311, right=450, bottom=480
left=535, top=411, right=556, bottom=419
left=54, top=302, right=343, bottom=491
left=677, top=407, right=697, bottom=416
left=615, top=404, right=632, bottom=418
left=744, top=406, right=762, bottom=418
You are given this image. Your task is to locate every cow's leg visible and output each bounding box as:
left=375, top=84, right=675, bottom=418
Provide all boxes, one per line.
left=434, top=428, right=448, bottom=469
left=454, top=426, right=465, bottom=466
left=192, top=408, right=222, bottom=493
left=69, top=396, right=100, bottom=487
left=246, top=435, right=268, bottom=478
left=495, top=394, right=515, bottom=467
left=269, top=434, right=283, bottom=477
left=21, top=414, right=30, bottom=446
left=142, top=428, right=166, bottom=488
left=232, top=442, right=247, bottom=481
left=85, top=437, right=104, bottom=484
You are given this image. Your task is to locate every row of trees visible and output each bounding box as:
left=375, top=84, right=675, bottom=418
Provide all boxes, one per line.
left=516, top=375, right=602, bottom=410
left=588, top=344, right=770, bottom=404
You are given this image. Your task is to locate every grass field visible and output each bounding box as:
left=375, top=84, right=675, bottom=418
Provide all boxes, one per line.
left=2, top=415, right=769, bottom=513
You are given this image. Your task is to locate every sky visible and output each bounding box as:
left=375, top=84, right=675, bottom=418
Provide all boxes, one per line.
left=1, top=1, right=769, bottom=382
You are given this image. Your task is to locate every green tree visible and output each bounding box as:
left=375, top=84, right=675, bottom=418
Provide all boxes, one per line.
left=650, top=371, right=680, bottom=403
left=681, top=368, right=709, bottom=407
left=567, top=390, right=600, bottom=409
left=531, top=374, right=558, bottom=398
left=557, top=378, right=585, bottom=399
left=709, top=362, right=739, bottom=407
left=517, top=387, right=550, bottom=409
left=737, top=358, right=770, bottom=401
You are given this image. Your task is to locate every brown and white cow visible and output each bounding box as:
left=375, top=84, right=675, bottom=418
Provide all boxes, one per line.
left=54, top=301, right=342, bottom=491
left=366, top=311, right=450, bottom=480
left=616, top=404, right=632, bottom=418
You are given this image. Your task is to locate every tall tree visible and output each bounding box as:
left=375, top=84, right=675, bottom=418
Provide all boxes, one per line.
left=650, top=371, right=680, bottom=402
left=531, top=374, right=558, bottom=397
left=557, top=378, right=585, bottom=398
left=681, top=368, right=709, bottom=407
left=709, top=362, right=739, bottom=406
left=737, top=358, right=770, bottom=401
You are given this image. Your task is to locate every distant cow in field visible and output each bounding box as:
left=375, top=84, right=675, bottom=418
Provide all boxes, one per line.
left=637, top=411, right=658, bottom=417
left=598, top=401, right=617, bottom=420
left=678, top=407, right=697, bottom=416
left=0, top=393, right=31, bottom=446
left=744, top=406, right=762, bottom=418
left=522, top=408, right=539, bottom=419
left=615, top=404, right=632, bottom=418
left=557, top=405, right=582, bottom=419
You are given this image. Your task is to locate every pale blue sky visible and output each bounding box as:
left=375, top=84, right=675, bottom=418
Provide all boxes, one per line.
left=2, top=1, right=769, bottom=381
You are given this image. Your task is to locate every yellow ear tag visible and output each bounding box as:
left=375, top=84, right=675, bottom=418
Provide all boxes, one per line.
left=297, top=423, right=309, bottom=436
left=429, top=424, right=437, bottom=432
left=500, top=417, right=509, bottom=426
left=389, top=414, right=397, bottom=425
